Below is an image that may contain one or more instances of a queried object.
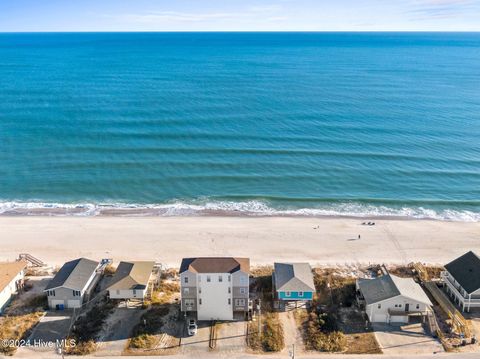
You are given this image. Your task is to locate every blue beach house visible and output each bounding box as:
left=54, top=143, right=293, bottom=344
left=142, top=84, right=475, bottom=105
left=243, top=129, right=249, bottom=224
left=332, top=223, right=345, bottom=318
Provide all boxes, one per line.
left=273, top=262, right=315, bottom=309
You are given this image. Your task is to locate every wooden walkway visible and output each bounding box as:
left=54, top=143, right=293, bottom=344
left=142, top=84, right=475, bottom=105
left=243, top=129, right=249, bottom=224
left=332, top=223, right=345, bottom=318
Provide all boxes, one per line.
left=424, top=281, right=471, bottom=338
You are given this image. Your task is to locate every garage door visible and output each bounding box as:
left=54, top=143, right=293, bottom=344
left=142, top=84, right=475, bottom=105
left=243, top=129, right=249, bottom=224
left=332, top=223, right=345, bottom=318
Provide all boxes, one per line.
left=390, top=315, right=408, bottom=323
left=67, top=300, right=81, bottom=308
left=50, top=299, right=65, bottom=309
left=372, top=313, right=388, bottom=323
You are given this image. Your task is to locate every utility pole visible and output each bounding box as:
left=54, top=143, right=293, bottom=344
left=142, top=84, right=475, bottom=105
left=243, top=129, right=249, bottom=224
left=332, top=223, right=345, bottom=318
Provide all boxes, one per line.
left=258, top=298, right=262, bottom=338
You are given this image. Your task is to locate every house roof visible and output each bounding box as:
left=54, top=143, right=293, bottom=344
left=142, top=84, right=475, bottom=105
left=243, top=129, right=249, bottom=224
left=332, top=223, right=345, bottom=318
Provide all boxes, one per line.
left=107, top=261, right=155, bottom=290
left=445, top=251, right=480, bottom=294
left=0, top=260, right=27, bottom=293
left=357, top=274, right=432, bottom=306
left=180, top=257, right=250, bottom=274
left=45, top=258, right=98, bottom=291
left=274, top=262, right=315, bottom=292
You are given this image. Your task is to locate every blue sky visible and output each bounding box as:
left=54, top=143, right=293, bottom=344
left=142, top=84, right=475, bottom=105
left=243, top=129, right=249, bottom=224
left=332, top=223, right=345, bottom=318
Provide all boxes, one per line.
left=1, top=0, right=479, bottom=31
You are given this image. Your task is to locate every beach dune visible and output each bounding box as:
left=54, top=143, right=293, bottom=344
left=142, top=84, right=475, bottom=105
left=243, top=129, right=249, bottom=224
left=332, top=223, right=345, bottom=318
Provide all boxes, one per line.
left=0, top=217, right=478, bottom=268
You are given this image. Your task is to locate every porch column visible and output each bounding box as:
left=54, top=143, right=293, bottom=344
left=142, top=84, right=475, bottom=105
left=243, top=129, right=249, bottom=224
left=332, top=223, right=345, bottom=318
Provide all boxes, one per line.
left=468, top=294, right=471, bottom=312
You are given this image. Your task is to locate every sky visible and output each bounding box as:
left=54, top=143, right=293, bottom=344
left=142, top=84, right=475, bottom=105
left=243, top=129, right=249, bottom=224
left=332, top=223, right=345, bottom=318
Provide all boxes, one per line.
left=0, top=0, right=479, bottom=32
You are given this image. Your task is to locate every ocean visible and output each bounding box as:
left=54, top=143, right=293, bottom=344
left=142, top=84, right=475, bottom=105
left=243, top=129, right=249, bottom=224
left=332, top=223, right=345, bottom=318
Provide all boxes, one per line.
left=1, top=32, right=479, bottom=220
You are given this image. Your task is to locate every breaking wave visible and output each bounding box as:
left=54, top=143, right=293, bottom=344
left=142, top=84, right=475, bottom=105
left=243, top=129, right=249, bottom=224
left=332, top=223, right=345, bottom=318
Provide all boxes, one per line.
left=0, top=200, right=479, bottom=222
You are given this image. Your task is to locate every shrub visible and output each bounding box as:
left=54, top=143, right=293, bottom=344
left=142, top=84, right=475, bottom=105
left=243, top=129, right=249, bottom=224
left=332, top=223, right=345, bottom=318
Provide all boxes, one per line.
left=304, top=311, right=346, bottom=352
left=130, top=334, right=158, bottom=349
left=128, top=305, right=169, bottom=349
left=262, top=313, right=284, bottom=352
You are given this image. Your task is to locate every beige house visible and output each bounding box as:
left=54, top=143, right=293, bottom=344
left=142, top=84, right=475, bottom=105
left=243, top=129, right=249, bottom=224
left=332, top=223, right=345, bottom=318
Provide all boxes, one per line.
left=442, top=251, right=480, bottom=312
left=356, top=273, right=432, bottom=324
left=180, top=257, right=250, bottom=321
left=0, top=260, right=28, bottom=313
left=107, top=261, right=155, bottom=301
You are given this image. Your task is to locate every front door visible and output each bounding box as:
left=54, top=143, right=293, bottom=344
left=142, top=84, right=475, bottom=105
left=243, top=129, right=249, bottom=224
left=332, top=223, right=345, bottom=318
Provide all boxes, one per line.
left=405, top=303, right=410, bottom=312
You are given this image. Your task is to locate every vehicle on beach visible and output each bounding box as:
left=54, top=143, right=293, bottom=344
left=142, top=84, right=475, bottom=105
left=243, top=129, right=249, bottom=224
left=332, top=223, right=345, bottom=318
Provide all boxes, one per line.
left=188, top=319, right=198, bottom=336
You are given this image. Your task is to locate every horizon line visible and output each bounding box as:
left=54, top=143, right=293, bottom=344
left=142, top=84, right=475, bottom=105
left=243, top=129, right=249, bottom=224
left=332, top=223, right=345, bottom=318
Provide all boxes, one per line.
left=1, top=30, right=480, bottom=34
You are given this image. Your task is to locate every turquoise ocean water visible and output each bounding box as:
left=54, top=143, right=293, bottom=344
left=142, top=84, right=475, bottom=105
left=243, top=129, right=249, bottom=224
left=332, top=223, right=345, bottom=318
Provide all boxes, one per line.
left=1, top=32, right=479, bottom=220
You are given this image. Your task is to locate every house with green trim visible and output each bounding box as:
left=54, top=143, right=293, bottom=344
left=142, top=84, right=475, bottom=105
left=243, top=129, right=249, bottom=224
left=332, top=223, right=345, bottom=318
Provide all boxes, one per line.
left=273, top=262, right=315, bottom=309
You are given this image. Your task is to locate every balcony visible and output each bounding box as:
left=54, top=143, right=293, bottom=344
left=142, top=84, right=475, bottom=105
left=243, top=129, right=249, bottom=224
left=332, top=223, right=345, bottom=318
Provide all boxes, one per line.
left=441, top=272, right=480, bottom=306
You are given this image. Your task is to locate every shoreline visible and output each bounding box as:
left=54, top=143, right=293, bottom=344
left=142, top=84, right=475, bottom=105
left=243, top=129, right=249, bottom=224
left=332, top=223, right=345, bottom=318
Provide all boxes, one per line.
left=1, top=216, right=479, bottom=268
left=1, top=200, right=479, bottom=222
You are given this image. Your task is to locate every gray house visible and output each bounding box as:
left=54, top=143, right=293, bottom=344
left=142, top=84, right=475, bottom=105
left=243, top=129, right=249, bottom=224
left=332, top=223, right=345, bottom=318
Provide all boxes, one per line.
left=45, top=258, right=99, bottom=309
left=442, top=251, right=480, bottom=311
left=356, top=273, right=432, bottom=324
left=180, top=257, right=250, bottom=321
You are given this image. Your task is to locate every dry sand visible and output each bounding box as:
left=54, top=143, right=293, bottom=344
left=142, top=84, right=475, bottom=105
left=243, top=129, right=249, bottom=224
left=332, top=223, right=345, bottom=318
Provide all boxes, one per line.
left=0, top=216, right=479, bottom=268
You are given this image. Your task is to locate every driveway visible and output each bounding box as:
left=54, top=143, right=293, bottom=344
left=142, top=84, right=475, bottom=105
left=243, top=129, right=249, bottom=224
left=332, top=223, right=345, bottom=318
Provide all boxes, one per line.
left=181, top=320, right=212, bottom=354
left=25, top=310, right=73, bottom=352
left=95, top=306, right=147, bottom=356
left=216, top=321, right=247, bottom=353
left=279, top=310, right=305, bottom=354
left=373, top=322, right=443, bottom=355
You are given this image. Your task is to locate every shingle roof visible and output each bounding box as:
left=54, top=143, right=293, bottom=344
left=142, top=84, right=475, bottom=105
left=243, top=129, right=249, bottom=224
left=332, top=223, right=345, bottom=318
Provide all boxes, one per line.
left=445, top=251, right=480, bottom=294
left=357, top=274, right=431, bottom=306
left=274, top=262, right=315, bottom=292
left=45, top=258, right=98, bottom=291
left=107, top=261, right=155, bottom=290
left=0, top=260, right=27, bottom=293
left=180, top=257, right=250, bottom=274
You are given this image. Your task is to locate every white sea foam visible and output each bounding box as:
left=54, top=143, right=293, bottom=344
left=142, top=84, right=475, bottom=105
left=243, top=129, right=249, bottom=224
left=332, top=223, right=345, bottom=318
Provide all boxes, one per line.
left=0, top=200, right=479, bottom=222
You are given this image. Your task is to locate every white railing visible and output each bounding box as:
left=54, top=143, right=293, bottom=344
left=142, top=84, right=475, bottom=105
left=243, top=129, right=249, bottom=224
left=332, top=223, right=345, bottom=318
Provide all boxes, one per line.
left=441, top=272, right=467, bottom=300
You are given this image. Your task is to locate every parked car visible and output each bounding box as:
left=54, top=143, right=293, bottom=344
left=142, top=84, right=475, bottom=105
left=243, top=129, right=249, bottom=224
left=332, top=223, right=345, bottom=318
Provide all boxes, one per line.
left=187, top=319, right=197, bottom=336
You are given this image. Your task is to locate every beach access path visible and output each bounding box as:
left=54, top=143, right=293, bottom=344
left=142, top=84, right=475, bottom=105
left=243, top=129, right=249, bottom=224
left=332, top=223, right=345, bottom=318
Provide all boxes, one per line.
left=0, top=216, right=479, bottom=267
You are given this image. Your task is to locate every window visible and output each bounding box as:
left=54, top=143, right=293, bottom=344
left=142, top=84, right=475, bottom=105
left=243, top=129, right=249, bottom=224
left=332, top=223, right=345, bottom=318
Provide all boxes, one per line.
left=207, top=275, right=211, bottom=282
left=48, top=290, right=56, bottom=296
left=240, top=276, right=247, bottom=285
left=228, top=287, right=231, bottom=294
left=133, top=289, right=137, bottom=296
left=298, top=291, right=304, bottom=297
left=228, top=298, right=231, bottom=305
left=228, top=275, right=231, bottom=282
left=185, top=299, right=195, bottom=307
left=198, top=287, right=202, bottom=294
left=416, top=304, right=420, bottom=309
left=398, top=304, right=402, bottom=307
left=199, top=298, right=202, bottom=305
left=184, top=277, right=189, bottom=284
left=378, top=304, right=381, bottom=309
left=73, top=290, right=81, bottom=296
left=235, top=299, right=246, bottom=306
left=184, top=288, right=190, bottom=294
left=285, top=291, right=291, bottom=297
left=240, top=288, right=246, bottom=294
left=218, top=275, right=223, bottom=282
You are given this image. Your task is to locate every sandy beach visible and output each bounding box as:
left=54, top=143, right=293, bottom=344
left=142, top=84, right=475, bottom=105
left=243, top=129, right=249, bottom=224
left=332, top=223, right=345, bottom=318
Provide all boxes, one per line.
left=0, top=216, right=479, bottom=268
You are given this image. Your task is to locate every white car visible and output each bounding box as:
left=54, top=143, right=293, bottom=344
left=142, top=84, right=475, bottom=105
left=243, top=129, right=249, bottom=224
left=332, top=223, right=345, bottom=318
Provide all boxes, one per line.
left=187, top=319, right=197, bottom=336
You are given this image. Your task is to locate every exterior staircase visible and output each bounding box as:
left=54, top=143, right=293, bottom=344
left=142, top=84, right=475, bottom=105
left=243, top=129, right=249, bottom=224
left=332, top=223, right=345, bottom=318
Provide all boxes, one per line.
left=18, top=253, right=46, bottom=267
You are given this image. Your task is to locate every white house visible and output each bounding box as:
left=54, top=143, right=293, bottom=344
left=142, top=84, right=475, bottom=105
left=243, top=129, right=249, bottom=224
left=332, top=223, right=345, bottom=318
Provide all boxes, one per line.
left=107, top=261, right=155, bottom=301
left=0, top=260, right=28, bottom=313
left=180, top=257, right=250, bottom=321
left=442, top=251, right=480, bottom=312
left=356, top=273, right=432, bottom=324
left=44, top=258, right=99, bottom=309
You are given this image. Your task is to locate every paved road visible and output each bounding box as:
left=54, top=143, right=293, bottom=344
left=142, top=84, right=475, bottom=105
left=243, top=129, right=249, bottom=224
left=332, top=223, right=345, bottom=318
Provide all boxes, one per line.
left=13, top=350, right=480, bottom=359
